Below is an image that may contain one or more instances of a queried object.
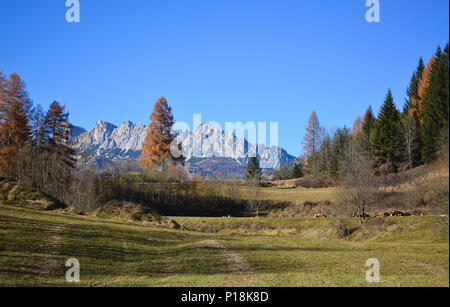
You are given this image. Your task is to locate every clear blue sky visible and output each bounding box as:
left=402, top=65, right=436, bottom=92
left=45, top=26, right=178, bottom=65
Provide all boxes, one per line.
left=0, top=0, right=448, bottom=156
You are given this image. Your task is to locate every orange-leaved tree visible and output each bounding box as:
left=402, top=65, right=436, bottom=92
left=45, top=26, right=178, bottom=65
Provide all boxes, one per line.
left=139, top=97, right=178, bottom=170
left=412, top=56, right=435, bottom=122
left=352, top=116, right=363, bottom=136
left=0, top=73, right=32, bottom=176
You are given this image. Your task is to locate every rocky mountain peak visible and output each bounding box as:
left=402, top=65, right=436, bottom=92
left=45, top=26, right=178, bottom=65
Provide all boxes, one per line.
left=71, top=120, right=297, bottom=173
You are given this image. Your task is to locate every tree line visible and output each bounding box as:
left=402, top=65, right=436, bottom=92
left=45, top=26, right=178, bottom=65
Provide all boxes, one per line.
left=299, top=43, right=449, bottom=178
left=0, top=71, right=74, bottom=204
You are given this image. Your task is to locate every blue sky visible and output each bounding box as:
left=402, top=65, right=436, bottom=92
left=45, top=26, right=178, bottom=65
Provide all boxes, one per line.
left=0, top=0, right=448, bottom=156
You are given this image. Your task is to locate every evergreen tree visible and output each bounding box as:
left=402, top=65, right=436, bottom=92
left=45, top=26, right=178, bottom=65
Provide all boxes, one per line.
left=317, top=135, right=331, bottom=174
left=245, top=157, right=261, bottom=180
left=361, top=106, right=376, bottom=154
left=0, top=73, right=32, bottom=175
left=43, top=101, right=74, bottom=167
left=422, top=44, right=449, bottom=163
left=405, top=57, right=425, bottom=114
left=272, top=166, right=291, bottom=180
left=371, top=90, right=404, bottom=171
left=291, top=162, right=304, bottom=179
left=401, top=111, right=423, bottom=169
left=328, top=127, right=351, bottom=178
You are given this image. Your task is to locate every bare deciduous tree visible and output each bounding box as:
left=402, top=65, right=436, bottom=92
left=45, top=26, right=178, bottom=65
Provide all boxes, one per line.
left=247, top=178, right=262, bottom=217
left=337, top=144, right=379, bottom=224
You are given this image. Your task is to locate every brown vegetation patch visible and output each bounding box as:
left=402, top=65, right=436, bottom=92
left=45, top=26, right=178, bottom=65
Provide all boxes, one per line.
left=263, top=176, right=336, bottom=189
left=0, top=177, right=65, bottom=210
left=94, top=201, right=181, bottom=229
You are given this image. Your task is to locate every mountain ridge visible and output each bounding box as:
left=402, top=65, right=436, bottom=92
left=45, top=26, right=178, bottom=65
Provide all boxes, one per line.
left=70, top=120, right=297, bottom=176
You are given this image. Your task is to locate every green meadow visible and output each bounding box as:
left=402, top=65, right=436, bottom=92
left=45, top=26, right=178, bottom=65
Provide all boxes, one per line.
left=1, top=204, right=448, bottom=287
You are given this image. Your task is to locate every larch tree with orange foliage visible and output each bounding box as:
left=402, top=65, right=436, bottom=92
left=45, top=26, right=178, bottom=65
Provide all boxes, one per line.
left=414, top=56, right=435, bottom=122
left=352, top=116, right=363, bottom=136
left=0, top=73, right=32, bottom=176
left=140, top=97, right=179, bottom=170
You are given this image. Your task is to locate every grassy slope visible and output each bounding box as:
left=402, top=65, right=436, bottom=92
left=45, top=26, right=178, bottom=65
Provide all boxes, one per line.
left=1, top=204, right=448, bottom=287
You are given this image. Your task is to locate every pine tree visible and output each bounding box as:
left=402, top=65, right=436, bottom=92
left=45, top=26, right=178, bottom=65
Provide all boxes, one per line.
left=43, top=101, right=74, bottom=167
left=361, top=106, right=376, bottom=154
left=422, top=44, right=450, bottom=163
left=317, top=135, right=331, bottom=174
left=405, top=57, right=425, bottom=116
left=328, top=127, right=351, bottom=178
left=0, top=73, right=32, bottom=175
left=371, top=90, right=404, bottom=171
left=401, top=111, right=423, bottom=169
left=291, top=162, right=304, bottom=179
left=245, top=157, right=261, bottom=180
left=140, top=97, right=177, bottom=170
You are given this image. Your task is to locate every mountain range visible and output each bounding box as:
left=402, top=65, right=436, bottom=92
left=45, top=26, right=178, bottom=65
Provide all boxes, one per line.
left=70, top=120, right=297, bottom=177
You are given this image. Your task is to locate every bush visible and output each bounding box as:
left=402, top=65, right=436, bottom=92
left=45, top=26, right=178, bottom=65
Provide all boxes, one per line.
left=272, top=166, right=292, bottom=181
left=333, top=218, right=358, bottom=238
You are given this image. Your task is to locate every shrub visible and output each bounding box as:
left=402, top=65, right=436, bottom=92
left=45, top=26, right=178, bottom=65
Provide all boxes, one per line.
left=333, top=218, right=358, bottom=238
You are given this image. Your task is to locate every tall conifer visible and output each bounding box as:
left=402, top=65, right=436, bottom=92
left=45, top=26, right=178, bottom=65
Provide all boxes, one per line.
left=422, top=44, right=449, bottom=163
left=361, top=106, right=376, bottom=154
left=43, top=101, right=74, bottom=167
left=371, top=90, right=404, bottom=171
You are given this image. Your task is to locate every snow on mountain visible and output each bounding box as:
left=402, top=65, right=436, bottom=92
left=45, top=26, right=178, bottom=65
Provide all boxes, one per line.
left=71, top=120, right=297, bottom=170
left=71, top=120, right=146, bottom=159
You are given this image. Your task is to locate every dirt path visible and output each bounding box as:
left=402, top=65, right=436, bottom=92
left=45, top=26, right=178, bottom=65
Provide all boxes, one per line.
left=199, top=239, right=256, bottom=286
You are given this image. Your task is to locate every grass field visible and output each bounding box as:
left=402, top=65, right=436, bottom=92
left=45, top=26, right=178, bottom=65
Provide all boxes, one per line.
left=1, top=203, right=448, bottom=287
left=259, top=187, right=337, bottom=203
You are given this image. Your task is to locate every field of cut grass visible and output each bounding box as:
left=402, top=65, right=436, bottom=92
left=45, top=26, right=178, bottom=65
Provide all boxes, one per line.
left=0, top=204, right=448, bottom=287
